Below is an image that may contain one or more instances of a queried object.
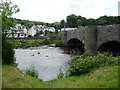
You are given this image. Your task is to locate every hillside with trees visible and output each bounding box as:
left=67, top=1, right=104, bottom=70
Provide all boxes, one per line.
left=10, top=14, right=120, bottom=31
left=65, top=14, right=120, bottom=28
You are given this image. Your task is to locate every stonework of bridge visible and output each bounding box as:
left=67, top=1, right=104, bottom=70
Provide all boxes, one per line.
left=62, top=24, right=120, bottom=55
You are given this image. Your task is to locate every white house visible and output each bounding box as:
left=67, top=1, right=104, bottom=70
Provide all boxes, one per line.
left=48, top=27, right=55, bottom=32
left=6, top=23, right=28, bottom=38
left=6, top=23, right=56, bottom=38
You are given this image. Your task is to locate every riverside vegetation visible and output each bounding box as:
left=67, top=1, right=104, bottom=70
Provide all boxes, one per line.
left=7, top=38, right=63, bottom=49
left=2, top=0, right=119, bottom=88
left=7, top=38, right=51, bottom=48
left=2, top=51, right=119, bottom=88
left=3, top=39, right=120, bottom=88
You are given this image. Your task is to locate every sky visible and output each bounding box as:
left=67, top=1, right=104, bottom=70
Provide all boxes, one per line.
left=11, top=0, right=120, bottom=23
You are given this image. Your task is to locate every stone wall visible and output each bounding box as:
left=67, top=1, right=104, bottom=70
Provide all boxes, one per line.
left=97, top=24, right=120, bottom=49
left=67, top=29, right=85, bottom=44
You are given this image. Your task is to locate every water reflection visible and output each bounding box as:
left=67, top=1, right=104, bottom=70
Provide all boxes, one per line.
left=14, top=46, right=71, bottom=81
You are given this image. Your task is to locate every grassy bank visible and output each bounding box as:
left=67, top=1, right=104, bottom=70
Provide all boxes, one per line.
left=2, top=65, right=118, bottom=88
left=2, top=65, right=43, bottom=88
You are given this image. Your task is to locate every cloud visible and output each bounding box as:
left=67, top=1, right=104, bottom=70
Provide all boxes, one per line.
left=11, top=0, right=119, bottom=23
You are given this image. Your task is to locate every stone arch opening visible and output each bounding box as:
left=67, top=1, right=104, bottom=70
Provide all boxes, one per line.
left=98, top=41, right=120, bottom=56
left=67, top=38, right=84, bottom=54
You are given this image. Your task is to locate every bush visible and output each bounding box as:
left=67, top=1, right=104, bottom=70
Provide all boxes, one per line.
left=57, top=67, right=64, bottom=78
left=55, top=40, right=63, bottom=47
left=8, top=39, right=51, bottom=49
left=24, top=67, right=38, bottom=78
left=69, top=53, right=119, bottom=76
left=2, top=35, right=15, bottom=65
left=42, top=38, right=50, bottom=45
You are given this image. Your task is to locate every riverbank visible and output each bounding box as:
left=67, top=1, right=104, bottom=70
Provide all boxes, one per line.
left=2, top=65, right=118, bottom=88
left=7, top=39, right=52, bottom=49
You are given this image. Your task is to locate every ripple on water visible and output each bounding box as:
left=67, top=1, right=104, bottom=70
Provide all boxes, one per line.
left=14, top=46, right=71, bottom=81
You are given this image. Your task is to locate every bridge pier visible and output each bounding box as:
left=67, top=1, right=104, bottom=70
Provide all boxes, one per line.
left=84, top=26, right=97, bottom=55
left=61, top=31, right=67, bottom=46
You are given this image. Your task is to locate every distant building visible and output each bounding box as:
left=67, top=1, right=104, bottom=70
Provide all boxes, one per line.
left=48, top=27, right=55, bottom=32
left=6, top=23, right=28, bottom=38
left=6, top=23, right=56, bottom=38
left=60, top=28, right=77, bottom=32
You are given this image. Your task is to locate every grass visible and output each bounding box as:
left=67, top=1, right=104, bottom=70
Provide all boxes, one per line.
left=2, top=65, right=118, bottom=88
left=43, top=66, right=118, bottom=88
left=2, top=65, right=43, bottom=88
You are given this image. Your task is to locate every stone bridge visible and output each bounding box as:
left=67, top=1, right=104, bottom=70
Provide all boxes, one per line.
left=61, top=24, right=120, bottom=55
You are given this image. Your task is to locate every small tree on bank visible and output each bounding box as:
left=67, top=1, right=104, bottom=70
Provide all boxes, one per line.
left=0, top=0, right=19, bottom=64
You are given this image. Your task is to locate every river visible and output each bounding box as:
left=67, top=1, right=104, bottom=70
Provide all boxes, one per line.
left=14, top=46, right=71, bottom=81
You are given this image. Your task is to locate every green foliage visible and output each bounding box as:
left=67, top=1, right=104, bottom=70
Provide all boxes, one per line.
left=2, top=35, right=15, bottom=64
left=55, top=40, right=63, bottom=47
left=15, top=18, right=46, bottom=27
left=69, top=53, right=119, bottom=76
left=24, top=67, right=38, bottom=78
left=31, top=54, right=35, bottom=56
left=3, top=65, right=118, bottom=88
left=42, top=38, right=50, bottom=45
left=67, top=14, right=78, bottom=28
left=1, top=0, right=19, bottom=65
left=0, top=0, right=20, bottom=32
left=37, top=52, right=40, bottom=54
left=66, top=14, right=119, bottom=28
left=57, top=67, right=64, bottom=78
left=79, top=52, right=89, bottom=59
left=8, top=39, right=51, bottom=48
left=60, top=20, right=66, bottom=28
left=78, top=26, right=84, bottom=29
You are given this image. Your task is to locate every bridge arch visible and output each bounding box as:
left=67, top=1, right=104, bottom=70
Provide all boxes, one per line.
left=67, top=38, right=84, bottom=53
left=97, top=41, right=120, bottom=56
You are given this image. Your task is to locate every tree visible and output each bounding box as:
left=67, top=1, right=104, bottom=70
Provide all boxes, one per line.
left=97, top=15, right=108, bottom=25
left=0, top=0, right=20, bottom=32
left=87, top=18, right=97, bottom=25
left=0, top=0, right=19, bottom=64
left=77, top=15, right=88, bottom=27
left=67, top=14, right=78, bottom=28
left=60, top=20, right=66, bottom=28
left=54, top=22, right=61, bottom=33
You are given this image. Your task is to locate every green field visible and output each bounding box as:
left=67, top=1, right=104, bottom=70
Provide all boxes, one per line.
left=2, top=65, right=118, bottom=88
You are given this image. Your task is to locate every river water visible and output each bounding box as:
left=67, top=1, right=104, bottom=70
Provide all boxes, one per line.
left=14, top=46, right=71, bottom=81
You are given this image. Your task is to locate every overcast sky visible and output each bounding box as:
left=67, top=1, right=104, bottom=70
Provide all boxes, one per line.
left=11, top=0, right=119, bottom=23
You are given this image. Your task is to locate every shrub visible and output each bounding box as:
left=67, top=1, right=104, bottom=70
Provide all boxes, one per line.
left=69, top=53, right=119, bottom=76
left=42, top=38, right=50, bottom=45
left=2, top=35, right=15, bottom=65
left=55, top=40, right=63, bottom=47
left=57, top=67, right=64, bottom=78
left=8, top=39, right=51, bottom=49
left=24, top=67, right=38, bottom=78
